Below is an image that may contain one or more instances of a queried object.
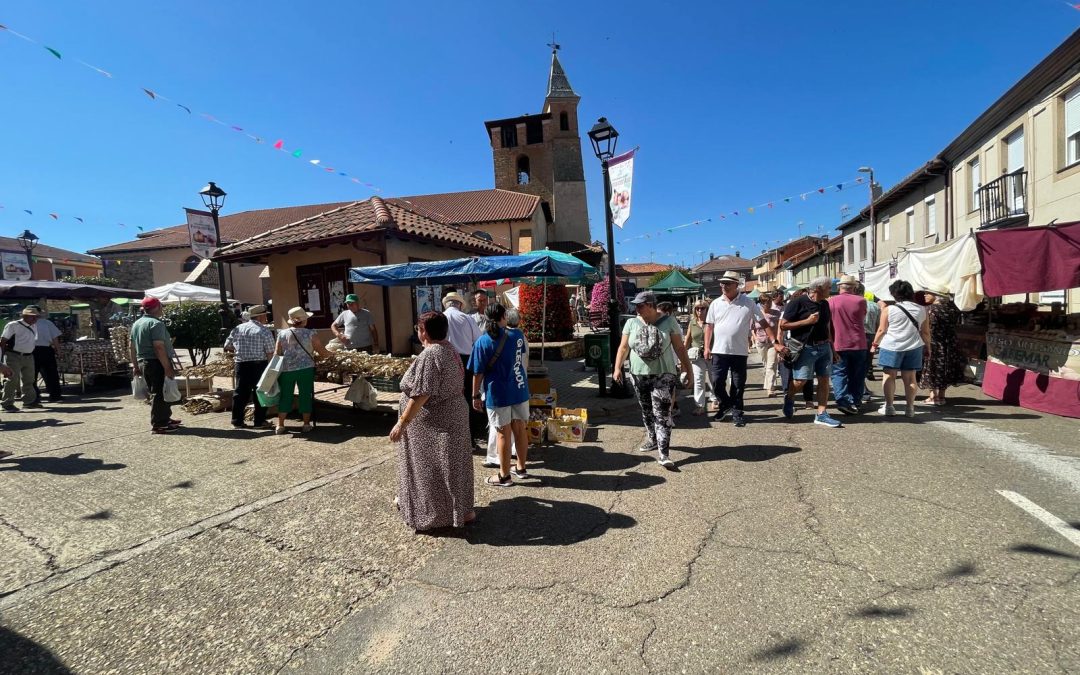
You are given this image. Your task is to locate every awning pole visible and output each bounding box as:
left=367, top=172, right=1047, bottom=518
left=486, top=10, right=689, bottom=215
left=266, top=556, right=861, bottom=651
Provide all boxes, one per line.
left=541, top=279, right=547, bottom=365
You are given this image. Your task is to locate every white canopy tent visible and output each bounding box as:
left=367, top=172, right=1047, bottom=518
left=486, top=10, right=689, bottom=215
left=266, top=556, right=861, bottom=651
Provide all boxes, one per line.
left=144, top=282, right=235, bottom=304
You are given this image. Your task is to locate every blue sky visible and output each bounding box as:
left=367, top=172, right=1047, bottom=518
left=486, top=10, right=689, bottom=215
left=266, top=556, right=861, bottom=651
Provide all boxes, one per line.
left=1, top=1, right=1077, bottom=267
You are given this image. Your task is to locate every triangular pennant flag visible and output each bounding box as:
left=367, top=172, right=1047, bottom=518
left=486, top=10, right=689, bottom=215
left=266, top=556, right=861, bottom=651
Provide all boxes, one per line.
left=338, top=172, right=347, bottom=176
left=748, top=207, right=754, bottom=214
left=292, top=150, right=303, bottom=158
left=74, top=217, right=84, bottom=223
left=44, top=46, right=62, bottom=59
left=836, top=184, right=843, bottom=191
left=719, top=215, right=725, bottom=220
left=232, top=126, right=244, bottom=132
left=23, top=209, right=32, bottom=215
left=309, top=160, right=321, bottom=165
left=49, top=213, right=58, bottom=219
left=800, top=193, right=807, bottom=200
left=142, top=88, right=157, bottom=100
left=136, top=225, right=143, bottom=231
left=767, top=202, right=774, bottom=209
left=784, top=197, right=790, bottom=203
left=273, top=140, right=284, bottom=150
left=176, top=104, right=191, bottom=114
left=733, top=211, right=739, bottom=216
left=325, top=167, right=335, bottom=172
left=350, top=177, right=361, bottom=183
left=817, top=188, right=825, bottom=194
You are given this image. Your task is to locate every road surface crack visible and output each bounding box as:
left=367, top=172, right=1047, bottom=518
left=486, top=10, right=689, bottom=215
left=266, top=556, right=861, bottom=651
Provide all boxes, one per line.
left=876, top=489, right=984, bottom=520
left=0, top=514, right=59, bottom=572
left=791, top=463, right=837, bottom=562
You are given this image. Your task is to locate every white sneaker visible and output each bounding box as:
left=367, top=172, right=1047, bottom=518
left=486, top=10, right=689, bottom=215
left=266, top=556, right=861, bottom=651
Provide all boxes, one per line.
left=658, top=453, right=675, bottom=468
left=905, top=406, right=915, bottom=418
left=877, top=404, right=897, bottom=416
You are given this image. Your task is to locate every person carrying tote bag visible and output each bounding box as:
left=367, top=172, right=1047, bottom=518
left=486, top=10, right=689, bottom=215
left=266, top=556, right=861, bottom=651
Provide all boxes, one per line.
left=273, top=307, right=330, bottom=435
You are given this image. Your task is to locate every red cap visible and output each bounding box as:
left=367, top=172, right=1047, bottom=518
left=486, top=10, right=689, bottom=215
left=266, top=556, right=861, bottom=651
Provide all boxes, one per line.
left=141, top=297, right=162, bottom=311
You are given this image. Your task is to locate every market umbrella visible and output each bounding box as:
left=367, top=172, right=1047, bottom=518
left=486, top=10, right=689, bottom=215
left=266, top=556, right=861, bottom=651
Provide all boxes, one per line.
left=518, top=250, right=598, bottom=364
left=144, top=281, right=236, bottom=303
left=747, top=288, right=761, bottom=299
left=348, top=254, right=589, bottom=286
left=0, top=280, right=143, bottom=300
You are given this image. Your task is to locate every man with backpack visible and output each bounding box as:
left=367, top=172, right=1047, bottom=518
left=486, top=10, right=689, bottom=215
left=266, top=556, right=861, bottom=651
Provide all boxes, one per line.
left=613, top=291, right=693, bottom=469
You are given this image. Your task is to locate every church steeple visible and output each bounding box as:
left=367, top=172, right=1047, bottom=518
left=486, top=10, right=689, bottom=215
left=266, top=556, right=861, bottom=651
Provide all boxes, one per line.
left=546, top=50, right=578, bottom=100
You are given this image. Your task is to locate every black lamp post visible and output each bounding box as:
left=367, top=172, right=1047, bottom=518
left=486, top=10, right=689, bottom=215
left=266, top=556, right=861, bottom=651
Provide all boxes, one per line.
left=16, top=229, right=39, bottom=279
left=587, top=117, right=628, bottom=397
left=199, top=181, right=230, bottom=343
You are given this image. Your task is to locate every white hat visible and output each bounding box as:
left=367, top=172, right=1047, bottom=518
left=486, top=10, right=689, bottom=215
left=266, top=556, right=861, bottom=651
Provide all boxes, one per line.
left=287, top=306, right=312, bottom=324
left=442, top=292, right=466, bottom=308
left=718, top=271, right=742, bottom=284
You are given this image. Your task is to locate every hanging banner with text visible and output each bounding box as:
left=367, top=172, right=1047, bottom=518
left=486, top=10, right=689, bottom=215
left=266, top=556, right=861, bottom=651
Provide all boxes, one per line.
left=185, top=208, right=218, bottom=259
left=1, top=251, right=32, bottom=280
left=608, top=149, right=635, bottom=228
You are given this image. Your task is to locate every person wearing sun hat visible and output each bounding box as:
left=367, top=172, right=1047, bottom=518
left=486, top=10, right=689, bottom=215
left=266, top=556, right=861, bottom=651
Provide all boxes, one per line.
left=129, top=297, right=181, bottom=433
left=224, top=304, right=275, bottom=429
left=442, top=290, right=485, bottom=445
left=827, top=274, right=868, bottom=415
left=273, top=306, right=331, bottom=435
left=918, top=285, right=965, bottom=406
left=331, top=293, right=378, bottom=353
left=1, top=306, right=43, bottom=412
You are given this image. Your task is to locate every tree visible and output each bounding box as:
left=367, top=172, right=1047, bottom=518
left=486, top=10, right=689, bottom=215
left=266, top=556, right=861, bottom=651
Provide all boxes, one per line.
left=69, top=275, right=121, bottom=287
left=587, top=276, right=625, bottom=328
left=519, top=283, right=574, bottom=343
left=163, top=303, right=222, bottom=365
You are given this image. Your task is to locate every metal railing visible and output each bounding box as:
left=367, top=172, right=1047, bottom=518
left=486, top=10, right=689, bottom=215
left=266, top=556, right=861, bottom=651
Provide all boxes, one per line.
left=977, top=170, right=1027, bottom=228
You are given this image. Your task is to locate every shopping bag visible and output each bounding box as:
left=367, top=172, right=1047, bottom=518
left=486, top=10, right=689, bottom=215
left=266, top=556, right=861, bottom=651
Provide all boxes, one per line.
left=131, top=375, right=149, bottom=400
left=345, top=377, right=379, bottom=411
left=257, top=355, right=284, bottom=394
left=256, top=381, right=280, bottom=408
left=163, top=377, right=182, bottom=403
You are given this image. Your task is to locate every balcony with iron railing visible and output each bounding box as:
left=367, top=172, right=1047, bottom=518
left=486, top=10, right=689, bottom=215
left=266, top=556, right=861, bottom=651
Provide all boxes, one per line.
left=977, top=170, right=1028, bottom=229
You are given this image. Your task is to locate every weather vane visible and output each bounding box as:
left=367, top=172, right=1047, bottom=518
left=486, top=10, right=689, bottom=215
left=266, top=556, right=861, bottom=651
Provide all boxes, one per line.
left=547, top=32, right=560, bottom=53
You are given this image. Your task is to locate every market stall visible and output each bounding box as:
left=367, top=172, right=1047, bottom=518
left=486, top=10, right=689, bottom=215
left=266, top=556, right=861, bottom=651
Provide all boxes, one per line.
left=975, top=222, right=1080, bottom=418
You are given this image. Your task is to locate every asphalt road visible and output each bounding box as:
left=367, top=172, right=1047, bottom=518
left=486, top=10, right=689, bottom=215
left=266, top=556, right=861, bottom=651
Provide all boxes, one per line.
left=1, top=365, right=1078, bottom=674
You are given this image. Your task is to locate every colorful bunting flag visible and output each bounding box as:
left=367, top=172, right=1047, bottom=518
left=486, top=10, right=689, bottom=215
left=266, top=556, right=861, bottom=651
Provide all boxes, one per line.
left=49, top=213, right=58, bottom=219
left=177, top=104, right=191, bottom=114
left=817, top=188, right=825, bottom=194
left=836, top=184, right=843, bottom=191
left=292, top=149, right=303, bottom=158
left=23, top=209, right=32, bottom=215
left=44, top=46, right=61, bottom=59
left=142, top=88, right=156, bottom=100
left=310, top=160, right=321, bottom=165
left=748, top=207, right=754, bottom=214
left=273, top=140, right=284, bottom=150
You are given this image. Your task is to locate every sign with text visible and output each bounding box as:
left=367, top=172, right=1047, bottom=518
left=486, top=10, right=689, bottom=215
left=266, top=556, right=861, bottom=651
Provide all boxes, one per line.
left=986, top=329, right=1080, bottom=380
left=185, top=208, right=218, bottom=259
left=608, top=149, right=635, bottom=228
left=1, top=251, right=31, bottom=280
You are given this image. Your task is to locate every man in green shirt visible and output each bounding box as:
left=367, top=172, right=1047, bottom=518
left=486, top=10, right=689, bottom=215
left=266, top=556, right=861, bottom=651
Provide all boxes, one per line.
left=129, top=297, right=180, bottom=433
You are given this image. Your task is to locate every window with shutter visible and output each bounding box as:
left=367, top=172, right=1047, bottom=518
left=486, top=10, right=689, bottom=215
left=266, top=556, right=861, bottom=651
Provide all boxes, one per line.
left=1066, top=86, right=1080, bottom=165
left=906, top=209, right=915, bottom=243
left=969, top=158, right=981, bottom=210
left=926, top=198, right=937, bottom=236
left=1005, top=128, right=1024, bottom=172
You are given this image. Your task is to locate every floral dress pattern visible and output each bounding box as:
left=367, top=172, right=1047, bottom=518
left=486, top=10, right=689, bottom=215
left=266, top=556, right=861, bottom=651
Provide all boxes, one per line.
left=396, top=341, right=474, bottom=531
left=920, top=301, right=967, bottom=390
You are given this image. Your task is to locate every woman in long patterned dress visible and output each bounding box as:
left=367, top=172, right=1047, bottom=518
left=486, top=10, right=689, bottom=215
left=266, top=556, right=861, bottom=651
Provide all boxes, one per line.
left=390, top=311, right=475, bottom=531
left=919, top=290, right=967, bottom=406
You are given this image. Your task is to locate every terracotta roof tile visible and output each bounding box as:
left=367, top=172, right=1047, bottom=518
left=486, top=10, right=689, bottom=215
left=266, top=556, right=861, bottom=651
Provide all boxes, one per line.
left=87, top=202, right=352, bottom=255
left=215, top=198, right=507, bottom=260
left=616, top=262, right=671, bottom=275
left=0, top=237, right=100, bottom=265
left=389, top=189, right=540, bottom=225
left=692, top=255, right=756, bottom=273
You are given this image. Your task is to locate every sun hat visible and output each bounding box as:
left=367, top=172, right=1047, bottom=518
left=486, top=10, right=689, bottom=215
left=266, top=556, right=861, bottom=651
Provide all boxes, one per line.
left=718, top=271, right=742, bottom=284
left=921, top=283, right=950, bottom=296
left=140, top=297, right=162, bottom=311
left=287, top=306, right=312, bottom=324
left=630, top=290, right=657, bottom=306
left=344, top=293, right=359, bottom=304
left=838, top=274, right=859, bottom=286
left=20, top=306, right=40, bottom=317
left=442, top=292, right=466, bottom=308
left=247, top=304, right=268, bottom=317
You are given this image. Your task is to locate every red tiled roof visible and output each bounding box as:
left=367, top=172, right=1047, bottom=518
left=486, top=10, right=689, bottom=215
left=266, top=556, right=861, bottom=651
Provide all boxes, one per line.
left=215, top=197, right=507, bottom=260
left=0, top=237, right=100, bottom=265
left=616, top=262, right=671, bottom=275
left=693, top=255, right=756, bottom=273
left=390, top=189, right=540, bottom=225
left=87, top=202, right=353, bottom=255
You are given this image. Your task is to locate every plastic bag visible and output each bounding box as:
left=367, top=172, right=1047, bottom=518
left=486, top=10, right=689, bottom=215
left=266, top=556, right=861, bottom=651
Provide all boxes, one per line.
left=345, top=377, right=379, bottom=411
left=163, top=377, right=182, bottom=403
left=257, top=355, right=284, bottom=394
left=256, top=381, right=280, bottom=408
left=132, top=375, right=149, bottom=400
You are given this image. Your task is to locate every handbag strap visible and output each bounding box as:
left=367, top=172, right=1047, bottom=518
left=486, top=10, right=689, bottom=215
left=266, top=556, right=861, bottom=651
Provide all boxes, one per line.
left=893, top=303, right=921, bottom=332
left=290, top=328, right=316, bottom=361
left=483, top=330, right=509, bottom=372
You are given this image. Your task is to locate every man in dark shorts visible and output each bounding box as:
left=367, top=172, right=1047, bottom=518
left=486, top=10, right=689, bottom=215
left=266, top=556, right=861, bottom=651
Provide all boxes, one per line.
left=778, top=277, right=842, bottom=428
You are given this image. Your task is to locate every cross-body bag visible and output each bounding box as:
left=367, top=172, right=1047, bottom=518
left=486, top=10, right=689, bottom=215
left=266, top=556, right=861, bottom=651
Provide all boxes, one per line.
left=1, top=321, right=35, bottom=354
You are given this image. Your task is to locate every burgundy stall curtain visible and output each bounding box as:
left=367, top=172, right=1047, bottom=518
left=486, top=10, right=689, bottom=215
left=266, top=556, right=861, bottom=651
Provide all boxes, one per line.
left=975, top=221, right=1080, bottom=297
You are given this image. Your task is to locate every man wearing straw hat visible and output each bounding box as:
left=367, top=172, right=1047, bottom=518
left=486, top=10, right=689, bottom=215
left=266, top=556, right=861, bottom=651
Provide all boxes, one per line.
left=1, top=306, right=43, bottom=411
left=443, top=291, right=485, bottom=446
left=224, top=304, right=275, bottom=428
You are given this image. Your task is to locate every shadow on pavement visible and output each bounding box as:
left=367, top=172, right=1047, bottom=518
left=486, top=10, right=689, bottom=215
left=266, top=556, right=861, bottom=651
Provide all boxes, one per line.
left=750, top=637, right=805, bottom=662
left=516, top=470, right=664, bottom=493
left=0, top=453, right=126, bottom=475
left=0, top=419, right=81, bottom=430
left=851, top=605, right=915, bottom=619
left=531, top=444, right=651, bottom=474
left=34, top=405, right=123, bottom=414
left=941, top=561, right=978, bottom=578
left=80, top=509, right=113, bottom=520
left=466, top=495, right=635, bottom=546
left=0, top=626, right=72, bottom=675
left=1008, top=543, right=1080, bottom=560
left=675, top=444, right=801, bottom=468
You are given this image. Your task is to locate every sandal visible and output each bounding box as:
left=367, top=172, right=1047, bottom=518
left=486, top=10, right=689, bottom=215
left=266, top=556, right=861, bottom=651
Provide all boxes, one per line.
left=485, top=474, right=513, bottom=488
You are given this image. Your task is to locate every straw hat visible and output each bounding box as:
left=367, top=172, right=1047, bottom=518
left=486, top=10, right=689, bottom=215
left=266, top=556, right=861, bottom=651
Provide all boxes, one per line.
left=286, top=306, right=312, bottom=324
left=718, top=271, right=742, bottom=284
left=838, top=274, right=859, bottom=286
left=247, top=304, right=268, bottom=317
left=442, top=292, right=466, bottom=308
left=20, top=306, right=40, bottom=317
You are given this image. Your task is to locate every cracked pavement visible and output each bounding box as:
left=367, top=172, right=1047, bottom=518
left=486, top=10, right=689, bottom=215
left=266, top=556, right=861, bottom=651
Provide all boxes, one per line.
left=1, top=366, right=1079, bottom=673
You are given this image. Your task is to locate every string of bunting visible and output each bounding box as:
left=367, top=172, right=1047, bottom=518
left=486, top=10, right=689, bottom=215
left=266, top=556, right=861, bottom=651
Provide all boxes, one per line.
left=616, top=175, right=865, bottom=245
left=0, top=22, right=381, bottom=192
left=0, top=204, right=142, bottom=231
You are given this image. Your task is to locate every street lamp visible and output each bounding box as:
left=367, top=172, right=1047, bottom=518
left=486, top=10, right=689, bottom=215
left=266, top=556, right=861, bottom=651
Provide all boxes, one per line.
left=199, top=181, right=231, bottom=343
left=16, top=229, right=39, bottom=279
left=587, top=117, right=628, bottom=397
left=858, top=166, right=875, bottom=265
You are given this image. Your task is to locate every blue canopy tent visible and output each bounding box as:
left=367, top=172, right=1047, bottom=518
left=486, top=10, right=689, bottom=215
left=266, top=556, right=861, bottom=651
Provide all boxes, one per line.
left=349, top=251, right=597, bottom=363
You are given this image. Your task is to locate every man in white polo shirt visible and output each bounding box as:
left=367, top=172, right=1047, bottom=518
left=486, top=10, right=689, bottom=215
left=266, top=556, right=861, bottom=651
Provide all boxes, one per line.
left=704, top=271, right=777, bottom=427
left=1, top=306, right=43, bottom=411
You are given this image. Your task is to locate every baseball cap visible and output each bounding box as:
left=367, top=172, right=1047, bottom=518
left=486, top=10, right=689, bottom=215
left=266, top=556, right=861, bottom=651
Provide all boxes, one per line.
left=141, top=297, right=162, bottom=311
left=345, top=293, right=359, bottom=303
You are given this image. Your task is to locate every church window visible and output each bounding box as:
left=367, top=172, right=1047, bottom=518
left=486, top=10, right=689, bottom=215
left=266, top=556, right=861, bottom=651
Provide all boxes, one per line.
left=517, top=156, right=531, bottom=185
left=560, top=111, right=569, bottom=131
left=526, top=117, right=544, bottom=145
left=182, top=255, right=201, bottom=273
left=501, top=125, right=518, bottom=149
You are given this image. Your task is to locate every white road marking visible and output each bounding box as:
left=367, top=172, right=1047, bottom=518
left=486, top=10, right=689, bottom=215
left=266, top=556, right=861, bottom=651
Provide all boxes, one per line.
left=997, top=490, right=1080, bottom=550
left=930, top=420, right=1080, bottom=494
left=0, top=455, right=389, bottom=612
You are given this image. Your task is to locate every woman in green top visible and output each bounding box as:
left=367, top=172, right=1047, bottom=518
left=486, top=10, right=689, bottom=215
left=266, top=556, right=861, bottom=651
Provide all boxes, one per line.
left=613, top=291, right=693, bottom=468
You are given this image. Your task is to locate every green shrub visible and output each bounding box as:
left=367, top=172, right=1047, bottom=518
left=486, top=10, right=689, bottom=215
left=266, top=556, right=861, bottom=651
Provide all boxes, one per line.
left=163, top=303, right=230, bottom=365
left=70, top=276, right=121, bottom=287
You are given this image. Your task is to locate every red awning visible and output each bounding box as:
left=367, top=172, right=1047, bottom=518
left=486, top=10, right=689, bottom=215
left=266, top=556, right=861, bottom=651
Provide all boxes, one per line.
left=975, top=221, right=1080, bottom=297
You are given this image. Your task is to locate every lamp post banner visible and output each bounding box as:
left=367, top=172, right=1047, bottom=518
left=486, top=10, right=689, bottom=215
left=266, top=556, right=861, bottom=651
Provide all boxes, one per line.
left=2, top=251, right=32, bottom=280
left=608, top=149, right=635, bottom=229
left=185, top=207, right=218, bottom=259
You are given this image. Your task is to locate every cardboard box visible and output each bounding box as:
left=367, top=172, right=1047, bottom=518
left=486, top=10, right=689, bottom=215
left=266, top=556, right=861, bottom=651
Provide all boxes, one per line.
left=526, top=420, right=546, bottom=446
left=528, top=377, right=551, bottom=395
left=528, top=387, right=557, bottom=408
left=547, top=407, right=588, bottom=443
